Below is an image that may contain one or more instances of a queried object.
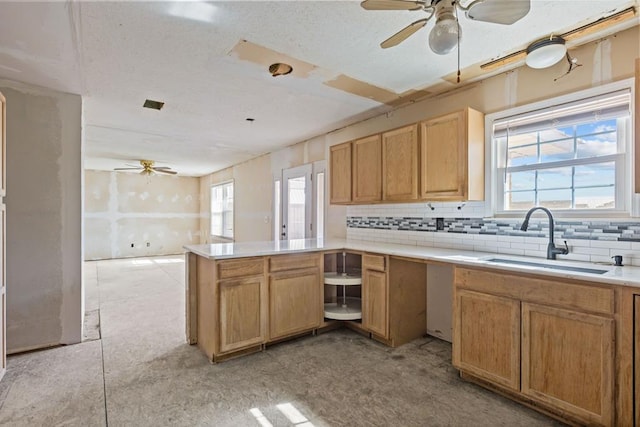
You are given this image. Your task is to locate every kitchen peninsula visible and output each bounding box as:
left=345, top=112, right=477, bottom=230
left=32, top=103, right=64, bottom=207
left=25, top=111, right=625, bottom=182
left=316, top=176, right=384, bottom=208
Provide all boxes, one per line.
left=185, top=238, right=640, bottom=426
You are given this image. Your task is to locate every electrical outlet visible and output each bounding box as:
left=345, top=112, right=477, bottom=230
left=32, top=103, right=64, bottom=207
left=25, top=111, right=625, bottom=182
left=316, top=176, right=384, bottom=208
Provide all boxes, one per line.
left=130, top=243, right=134, bottom=248
left=436, top=218, right=445, bottom=231
left=146, top=242, right=150, bottom=247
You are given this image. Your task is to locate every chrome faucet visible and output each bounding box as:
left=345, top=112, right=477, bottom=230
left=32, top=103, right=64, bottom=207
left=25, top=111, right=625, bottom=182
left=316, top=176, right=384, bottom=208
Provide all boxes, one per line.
left=520, top=207, right=569, bottom=260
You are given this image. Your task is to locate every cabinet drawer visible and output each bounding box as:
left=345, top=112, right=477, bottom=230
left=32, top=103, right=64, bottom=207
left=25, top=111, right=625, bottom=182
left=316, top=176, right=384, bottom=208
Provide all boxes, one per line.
left=217, top=258, right=264, bottom=280
left=455, top=268, right=614, bottom=316
left=270, top=253, right=320, bottom=272
left=363, top=254, right=386, bottom=272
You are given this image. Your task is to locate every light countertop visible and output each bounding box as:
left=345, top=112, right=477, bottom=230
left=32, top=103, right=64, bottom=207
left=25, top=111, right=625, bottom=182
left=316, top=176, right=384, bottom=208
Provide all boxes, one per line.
left=184, top=238, right=640, bottom=288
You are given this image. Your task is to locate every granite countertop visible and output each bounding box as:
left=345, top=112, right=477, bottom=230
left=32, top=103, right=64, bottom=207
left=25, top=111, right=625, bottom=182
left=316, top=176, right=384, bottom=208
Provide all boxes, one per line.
left=184, top=238, right=640, bottom=288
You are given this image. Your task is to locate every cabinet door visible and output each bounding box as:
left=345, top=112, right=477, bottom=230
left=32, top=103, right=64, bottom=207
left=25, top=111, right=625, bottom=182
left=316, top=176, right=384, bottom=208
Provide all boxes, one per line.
left=636, top=296, right=640, bottom=427
left=330, top=142, right=352, bottom=204
left=0, top=91, right=5, bottom=381
left=521, top=303, right=614, bottom=426
left=269, top=268, right=320, bottom=340
left=353, top=135, right=382, bottom=202
left=453, top=289, right=520, bottom=391
left=420, top=110, right=466, bottom=199
left=353, top=135, right=381, bottom=202
left=382, top=124, right=418, bottom=201
left=363, top=269, right=388, bottom=338
left=218, top=276, right=266, bottom=353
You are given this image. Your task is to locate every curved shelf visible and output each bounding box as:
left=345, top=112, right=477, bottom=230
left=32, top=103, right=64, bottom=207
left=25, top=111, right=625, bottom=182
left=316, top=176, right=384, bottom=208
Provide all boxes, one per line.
left=324, top=272, right=362, bottom=286
left=324, top=297, right=362, bottom=321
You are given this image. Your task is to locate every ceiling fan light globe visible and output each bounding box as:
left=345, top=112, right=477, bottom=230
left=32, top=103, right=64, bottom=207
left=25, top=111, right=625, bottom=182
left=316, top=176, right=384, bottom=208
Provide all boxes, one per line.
left=525, top=36, right=567, bottom=69
left=428, top=17, right=460, bottom=55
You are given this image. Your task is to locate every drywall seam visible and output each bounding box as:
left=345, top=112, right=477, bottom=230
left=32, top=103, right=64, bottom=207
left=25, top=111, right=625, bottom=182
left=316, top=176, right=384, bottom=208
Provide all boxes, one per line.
left=108, top=171, right=118, bottom=258
left=593, top=38, right=613, bottom=84
left=505, top=70, right=518, bottom=108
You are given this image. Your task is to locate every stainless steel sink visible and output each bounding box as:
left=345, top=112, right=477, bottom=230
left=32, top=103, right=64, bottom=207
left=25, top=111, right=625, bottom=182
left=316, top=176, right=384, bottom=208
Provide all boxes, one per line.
left=484, top=258, right=609, bottom=275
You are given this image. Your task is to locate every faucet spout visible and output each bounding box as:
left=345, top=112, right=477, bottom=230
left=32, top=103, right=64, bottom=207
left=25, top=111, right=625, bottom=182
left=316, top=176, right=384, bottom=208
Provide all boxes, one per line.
left=520, top=207, right=569, bottom=260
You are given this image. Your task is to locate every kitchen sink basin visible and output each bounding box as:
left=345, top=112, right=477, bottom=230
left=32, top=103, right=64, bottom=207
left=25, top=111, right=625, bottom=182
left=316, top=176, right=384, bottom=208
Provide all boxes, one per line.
left=484, top=258, right=609, bottom=275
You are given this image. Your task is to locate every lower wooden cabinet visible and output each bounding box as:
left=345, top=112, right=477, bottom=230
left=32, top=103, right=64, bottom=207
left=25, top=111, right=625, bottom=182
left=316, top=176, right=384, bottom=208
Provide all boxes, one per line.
left=633, top=295, right=640, bottom=426
left=522, top=303, right=614, bottom=426
left=269, top=268, right=321, bottom=340
left=218, top=276, right=266, bottom=353
left=454, top=267, right=616, bottom=426
left=362, top=268, right=388, bottom=338
left=453, top=289, right=520, bottom=391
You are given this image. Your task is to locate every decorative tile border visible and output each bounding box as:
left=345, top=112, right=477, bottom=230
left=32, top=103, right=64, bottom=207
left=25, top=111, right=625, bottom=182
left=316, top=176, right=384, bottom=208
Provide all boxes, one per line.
left=346, top=217, right=640, bottom=242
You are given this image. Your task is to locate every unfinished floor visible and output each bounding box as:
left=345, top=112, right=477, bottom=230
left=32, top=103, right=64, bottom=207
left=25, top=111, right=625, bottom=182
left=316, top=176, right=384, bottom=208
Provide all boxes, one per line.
left=0, top=255, right=563, bottom=426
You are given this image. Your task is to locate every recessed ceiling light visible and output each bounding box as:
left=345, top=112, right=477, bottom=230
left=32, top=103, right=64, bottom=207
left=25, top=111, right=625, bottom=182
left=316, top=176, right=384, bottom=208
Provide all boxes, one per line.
left=143, top=99, right=164, bottom=110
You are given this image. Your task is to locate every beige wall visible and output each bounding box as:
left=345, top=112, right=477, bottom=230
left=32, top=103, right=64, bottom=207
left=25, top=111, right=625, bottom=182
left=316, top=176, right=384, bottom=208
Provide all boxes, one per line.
left=85, top=170, right=200, bottom=260
left=199, top=26, right=639, bottom=243
left=2, top=80, right=83, bottom=353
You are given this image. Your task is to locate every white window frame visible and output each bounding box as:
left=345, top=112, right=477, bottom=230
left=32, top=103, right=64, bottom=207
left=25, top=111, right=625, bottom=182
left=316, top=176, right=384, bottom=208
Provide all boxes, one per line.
left=485, top=79, right=637, bottom=219
left=210, top=180, right=234, bottom=240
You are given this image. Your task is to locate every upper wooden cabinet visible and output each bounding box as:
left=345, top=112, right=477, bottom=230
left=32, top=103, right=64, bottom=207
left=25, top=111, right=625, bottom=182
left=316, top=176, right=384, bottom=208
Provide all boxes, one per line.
left=329, top=142, right=352, bottom=204
left=353, top=135, right=382, bottom=203
left=382, top=124, right=419, bottom=201
left=420, top=108, right=484, bottom=201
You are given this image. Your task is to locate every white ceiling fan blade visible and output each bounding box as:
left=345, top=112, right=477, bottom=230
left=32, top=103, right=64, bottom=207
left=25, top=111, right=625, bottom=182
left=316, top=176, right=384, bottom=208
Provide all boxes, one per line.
left=381, top=18, right=429, bottom=48
left=114, top=167, right=143, bottom=170
left=154, top=169, right=177, bottom=175
left=465, top=0, right=530, bottom=25
left=152, top=166, right=172, bottom=170
left=361, top=0, right=426, bottom=11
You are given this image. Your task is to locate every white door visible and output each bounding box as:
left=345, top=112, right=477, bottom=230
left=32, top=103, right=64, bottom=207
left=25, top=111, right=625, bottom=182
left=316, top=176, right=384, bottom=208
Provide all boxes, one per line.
left=0, top=91, right=6, bottom=381
left=281, top=164, right=312, bottom=240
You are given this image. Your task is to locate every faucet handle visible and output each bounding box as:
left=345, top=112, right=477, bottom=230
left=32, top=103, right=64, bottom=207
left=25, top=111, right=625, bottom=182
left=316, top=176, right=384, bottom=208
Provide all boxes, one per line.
left=561, top=240, right=569, bottom=254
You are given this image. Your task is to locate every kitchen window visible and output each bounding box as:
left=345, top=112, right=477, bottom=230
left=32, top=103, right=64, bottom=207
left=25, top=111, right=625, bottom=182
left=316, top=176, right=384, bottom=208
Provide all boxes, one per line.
left=211, top=181, right=234, bottom=239
left=490, top=83, right=633, bottom=216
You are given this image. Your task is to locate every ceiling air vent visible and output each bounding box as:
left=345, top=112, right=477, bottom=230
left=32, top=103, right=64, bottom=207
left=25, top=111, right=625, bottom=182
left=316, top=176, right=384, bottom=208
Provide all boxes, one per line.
left=143, top=99, right=164, bottom=110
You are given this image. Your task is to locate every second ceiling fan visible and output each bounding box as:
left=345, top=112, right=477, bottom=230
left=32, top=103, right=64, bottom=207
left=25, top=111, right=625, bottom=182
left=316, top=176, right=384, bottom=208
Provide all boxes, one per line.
left=362, top=0, right=531, bottom=54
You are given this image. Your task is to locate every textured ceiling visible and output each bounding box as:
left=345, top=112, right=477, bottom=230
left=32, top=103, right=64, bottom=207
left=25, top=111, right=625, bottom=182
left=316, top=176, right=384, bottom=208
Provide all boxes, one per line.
left=0, top=0, right=637, bottom=176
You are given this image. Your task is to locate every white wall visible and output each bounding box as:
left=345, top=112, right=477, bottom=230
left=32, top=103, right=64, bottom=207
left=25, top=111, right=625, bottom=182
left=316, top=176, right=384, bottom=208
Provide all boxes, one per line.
left=85, top=170, right=201, bottom=260
left=198, top=26, right=638, bottom=246
left=1, top=79, right=83, bottom=353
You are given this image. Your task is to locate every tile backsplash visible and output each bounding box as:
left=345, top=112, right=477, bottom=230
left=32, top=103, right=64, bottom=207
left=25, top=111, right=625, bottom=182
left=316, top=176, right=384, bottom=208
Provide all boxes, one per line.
left=346, top=202, right=640, bottom=267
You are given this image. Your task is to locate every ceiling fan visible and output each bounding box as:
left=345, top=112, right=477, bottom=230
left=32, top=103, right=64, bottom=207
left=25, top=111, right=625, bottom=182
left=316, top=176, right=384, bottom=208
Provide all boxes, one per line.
left=361, top=0, right=531, bottom=54
left=114, top=160, right=177, bottom=176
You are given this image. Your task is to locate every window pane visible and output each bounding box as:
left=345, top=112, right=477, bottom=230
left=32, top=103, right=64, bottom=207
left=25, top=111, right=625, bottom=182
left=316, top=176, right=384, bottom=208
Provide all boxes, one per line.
left=539, top=139, right=574, bottom=162
left=504, top=191, right=535, bottom=211
left=539, top=127, right=573, bottom=142
left=287, top=176, right=306, bottom=239
left=211, top=182, right=233, bottom=238
left=576, top=119, right=616, bottom=136
left=506, top=170, right=535, bottom=192
left=316, top=172, right=324, bottom=239
left=575, top=187, right=615, bottom=209
left=537, top=167, right=572, bottom=190
left=211, top=213, right=222, bottom=236
left=538, top=189, right=572, bottom=209
left=274, top=180, right=281, bottom=240
left=574, top=162, right=615, bottom=188
left=505, top=133, right=535, bottom=149
left=576, top=134, right=617, bottom=159
left=507, top=145, right=537, bottom=167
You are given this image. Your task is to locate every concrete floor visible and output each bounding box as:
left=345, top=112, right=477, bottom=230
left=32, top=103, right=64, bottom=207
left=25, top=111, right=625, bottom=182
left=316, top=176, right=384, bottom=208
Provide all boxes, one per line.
left=0, top=255, right=563, bottom=426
